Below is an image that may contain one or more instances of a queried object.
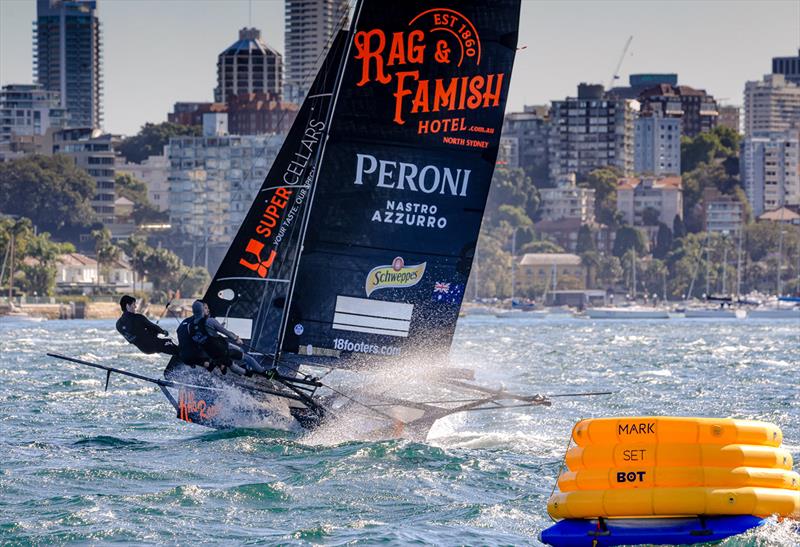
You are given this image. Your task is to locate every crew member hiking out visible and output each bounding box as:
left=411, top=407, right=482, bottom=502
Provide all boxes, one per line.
left=177, top=300, right=269, bottom=377
left=116, top=295, right=179, bottom=356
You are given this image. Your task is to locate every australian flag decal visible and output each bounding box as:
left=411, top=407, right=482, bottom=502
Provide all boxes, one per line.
left=432, top=282, right=463, bottom=303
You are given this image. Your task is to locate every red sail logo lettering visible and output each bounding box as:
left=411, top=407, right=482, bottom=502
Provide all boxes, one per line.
left=236, top=186, right=292, bottom=276
left=239, top=239, right=277, bottom=278
left=353, top=8, right=503, bottom=136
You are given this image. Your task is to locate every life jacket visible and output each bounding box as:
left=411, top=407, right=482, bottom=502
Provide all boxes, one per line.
left=185, top=317, right=229, bottom=361
left=188, top=316, right=210, bottom=345
left=177, top=318, right=208, bottom=366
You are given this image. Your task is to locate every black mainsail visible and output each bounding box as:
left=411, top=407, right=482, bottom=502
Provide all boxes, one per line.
left=278, top=1, right=522, bottom=364
left=203, top=32, right=349, bottom=357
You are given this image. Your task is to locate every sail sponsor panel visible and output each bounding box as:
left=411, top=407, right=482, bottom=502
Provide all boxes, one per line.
left=284, top=0, right=519, bottom=361
left=332, top=295, right=412, bottom=337
left=365, top=257, right=426, bottom=296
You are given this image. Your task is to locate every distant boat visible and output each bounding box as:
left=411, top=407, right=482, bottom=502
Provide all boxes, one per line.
left=495, top=309, right=548, bottom=319
left=585, top=306, right=670, bottom=319
left=746, top=302, right=800, bottom=319
left=684, top=307, right=745, bottom=319
left=747, top=308, right=799, bottom=319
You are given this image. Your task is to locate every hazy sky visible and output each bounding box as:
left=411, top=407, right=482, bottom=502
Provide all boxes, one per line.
left=1, top=0, right=798, bottom=136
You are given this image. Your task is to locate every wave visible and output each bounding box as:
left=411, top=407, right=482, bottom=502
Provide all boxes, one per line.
left=72, top=435, right=152, bottom=449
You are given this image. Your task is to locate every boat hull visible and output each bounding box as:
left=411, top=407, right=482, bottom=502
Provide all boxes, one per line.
left=540, top=515, right=764, bottom=546
left=162, top=358, right=319, bottom=431
left=684, top=308, right=744, bottom=319
left=747, top=308, right=800, bottom=319
left=586, top=308, right=669, bottom=319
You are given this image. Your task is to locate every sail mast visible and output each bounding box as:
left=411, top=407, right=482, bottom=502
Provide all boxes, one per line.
left=273, top=0, right=365, bottom=366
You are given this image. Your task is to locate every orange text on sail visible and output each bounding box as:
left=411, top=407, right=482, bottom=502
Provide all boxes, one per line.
left=353, top=9, right=504, bottom=129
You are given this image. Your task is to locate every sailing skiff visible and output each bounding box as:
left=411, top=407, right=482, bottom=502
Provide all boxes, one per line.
left=50, top=0, right=609, bottom=439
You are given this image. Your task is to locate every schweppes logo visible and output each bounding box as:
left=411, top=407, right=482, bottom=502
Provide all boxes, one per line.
left=353, top=8, right=504, bottom=132
left=366, top=256, right=426, bottom=296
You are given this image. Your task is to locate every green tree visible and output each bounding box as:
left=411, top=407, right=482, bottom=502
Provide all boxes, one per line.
left=653, top=223, right=673, bottom=259
left=486, top=167, right=538, bottom=225
left=580, top=250, right=600, bottom=288
left=597, top=254, right=623, bottom=289
left=681, top=133, right=719, bottom=172
left=115, top=173, right=167, bottom=224
left=497, top=205, right=533, bottom=230
left=639, top=258, right=668, bottom=299
left=0, top=217, right=74, bottom=295
left=613, top=226, right=648, bottom=257
left=576, top=224, right=596, bottom=254
left=642, top=207, right=661, bottom=226
left=519, top=239, right=565, bottom=254
left=681, top=162, right=742, bottom=232
left=182, top=266, right=211, bottom=298
left=119, top=235, right=150, bottom=293
left=585, top=167, right=621, bottom=225
left=92, top=228, right=120, bottom=291
left=468, top=223, right=513, bottom=299
left=672, top=214, right=687, bottom=240
left=142, top=247, right=183, bottom=294
left=118, top=122, right=200, bottom=164
left=0, top=155, right=95, bottom=229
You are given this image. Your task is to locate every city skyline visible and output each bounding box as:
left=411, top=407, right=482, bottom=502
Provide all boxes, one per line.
left=1, top=0, right=798, bottom=136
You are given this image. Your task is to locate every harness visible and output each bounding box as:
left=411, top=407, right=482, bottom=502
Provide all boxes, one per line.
left=187, top=317, right=210, bottom=346
left=178, top=317, right=229, bottom=373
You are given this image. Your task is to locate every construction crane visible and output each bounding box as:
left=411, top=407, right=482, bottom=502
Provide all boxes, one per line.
left=607, top=35, right=633, bottom=90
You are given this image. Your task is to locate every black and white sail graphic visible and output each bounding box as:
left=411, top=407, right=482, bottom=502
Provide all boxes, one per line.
left=280, top=1, right=521, bottom=362
left=202, top=33, right=348, bottom=356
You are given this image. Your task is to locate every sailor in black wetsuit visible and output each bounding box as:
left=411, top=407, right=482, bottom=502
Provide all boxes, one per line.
left=177, top=300, right=268, bottom=376
left=115, top=295, right=178, bottom=356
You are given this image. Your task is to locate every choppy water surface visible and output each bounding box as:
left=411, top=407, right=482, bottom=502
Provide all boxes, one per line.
left=0, top=316, right=798, bottom=545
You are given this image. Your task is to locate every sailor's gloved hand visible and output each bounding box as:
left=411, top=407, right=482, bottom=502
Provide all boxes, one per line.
left=235, top=337, right=243, bottom=345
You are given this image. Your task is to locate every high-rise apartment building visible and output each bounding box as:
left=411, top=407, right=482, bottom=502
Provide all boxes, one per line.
left=718, top=105, right=741, bottom=134
left=741, top=130, right=800, bottom=216
left=549, top=84, right=636, bottom=181
left=772, top=50, right=800, bottom=85
left=34, top=0, right=102, bottom=128
left=284, top=0, right=349, bottom=103
left=609, top=73, right=678, bottom=99
left=48, top=127, right=117, bottom=224
left=168, top=114, right=283, bottom=247
left=638, top=84, right=718, bottom=137
left=538, top=174, right=596, bottom=224
left=0, top=84, right=70, bottom=143
left=616, top=176, right=683, bottom=228
left=501, top=106, right=550, bottom=180
left=634, top=109, right=681, bottom=175
left=215, top=28, right=283, bottom=102
left=744, top=74, right=800, bottom=135
left=168, top=95, right=299, bottom=136
left=115, top=150, right=170, bottom=213
left=702, top=188, right=743, bottom=234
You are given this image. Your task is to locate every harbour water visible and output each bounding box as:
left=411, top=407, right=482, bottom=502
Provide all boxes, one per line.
left=0, top=316, right=798, bottom=545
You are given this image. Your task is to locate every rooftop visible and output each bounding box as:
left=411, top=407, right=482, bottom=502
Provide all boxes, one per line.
left=758, top=207, right=800, bottom=222
left=618, top=176, right=682, bottom=191
left=58, top=253, right=97, bottom=267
